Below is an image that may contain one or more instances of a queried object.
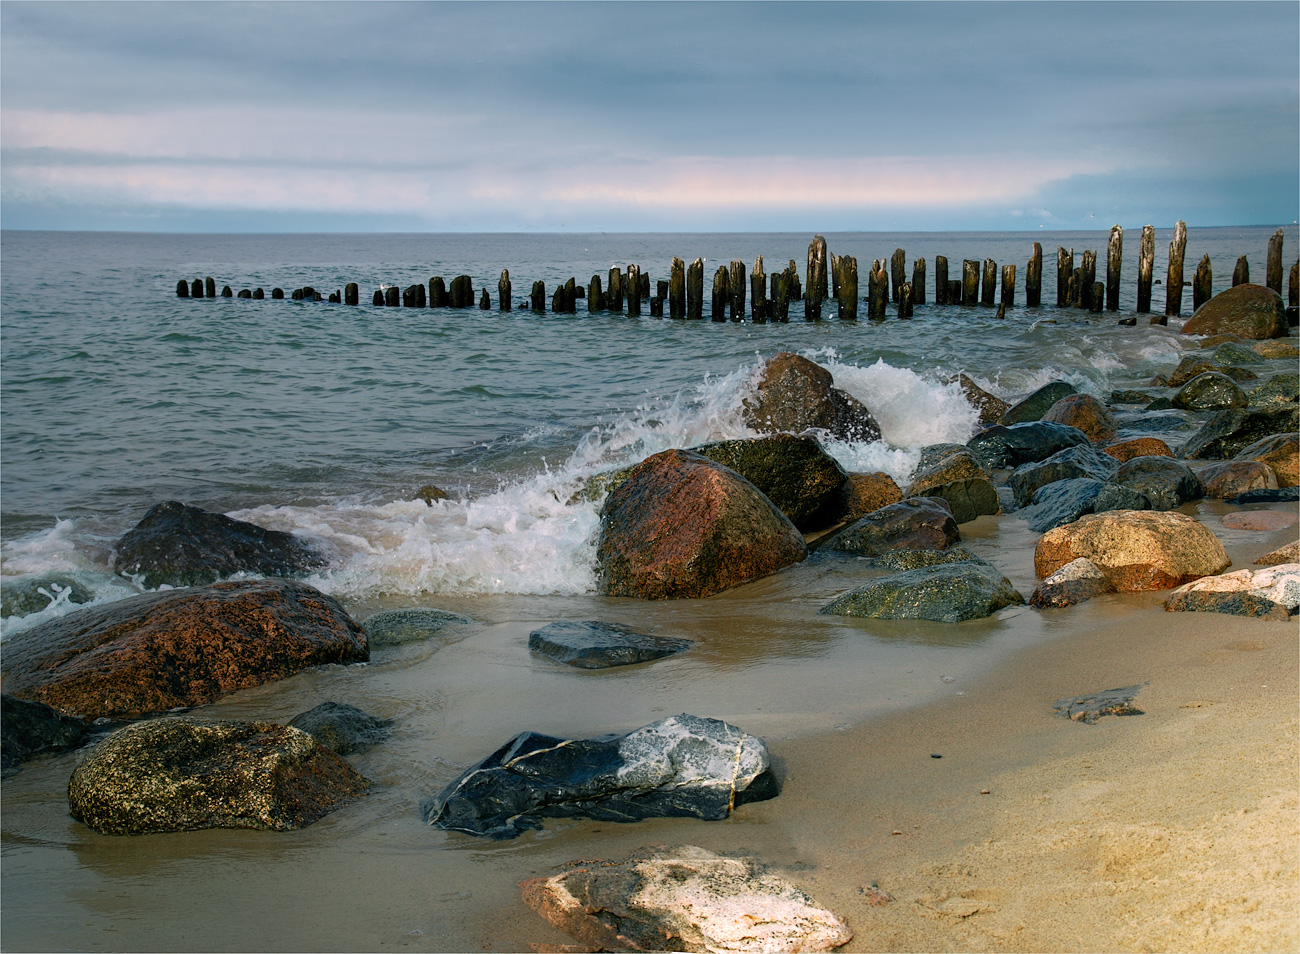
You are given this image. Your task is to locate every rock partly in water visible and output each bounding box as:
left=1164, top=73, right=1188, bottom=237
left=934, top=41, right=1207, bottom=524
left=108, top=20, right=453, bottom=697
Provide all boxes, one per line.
left=1180, top=283, right=1288, bottom=339
left=112, top=500, right=327, bottom=589
left=1, top=694, right=94, bottom=775
left=1245, top=371, right=1300, bottom=407
left=1, top=580, right=368, bottom=721
left=1164, top=564, right=1299, bottom=620
left=520, top=845, right=853, bottom=954
left=998, top=381, right=1077, bottom=425
left=1255, top=541, right=1300, bottom=566
left=595, top=450, right=807, bottom=599
left=904, top=446, right=1000, bottom=524
left=1164, top=355, right=1257, bottom=389
left=1, top=576, right=95, bottom=620
left=818, top=496, right=959, bottom=556
left=1198, top=460, right=1280, bottom=499
left=953, top=373, right=1009, bottom=426
left=1017, top=478, right=1152, bottom=533
left=1030, top=557, right=1118, bottom=608
left=1180, top=407, right=1299, bottom=461
left=423, top=714, right=777, bottom=839
left=1171, top=372, right=1249, bottom=411
left=1226, top=488, right=1300, bottom=504
left=1114, top=456, right=1204, bottom=511
left=967, top=422, right=1092, bottom=471
left=1052, top=685, right=1145, bottom=723
left=834, top=471, right=904, bottom=525
left=288, top=702, right=393, bottom=755
left=692, top=434, right=847, bottom=530
left=416, top=484, right=450, bottom=505
left=869, top=547, right=981, bottom=571
left=742, top=352, right=881, bottom=443
left=67, top=717, right=371, bottom=834
left=362, top=608, right=473, bottom=647
left=1234, top=433, right=1299, bottom=487
left=528, top=620, right=692, bottom=669
left=1252, top=339, right=1300, bottom=359
left=1102, top=437, right=1174, bottom=463
left=1009, top=444, right=1120, bottom=509
left=1040, top=393, right=1118, bottom=443
left=1211, top=340, right=1266, bottom=366
left=1034, top=510, right=1230, bottom=591
left=820, top=560, right=1024, bottom=623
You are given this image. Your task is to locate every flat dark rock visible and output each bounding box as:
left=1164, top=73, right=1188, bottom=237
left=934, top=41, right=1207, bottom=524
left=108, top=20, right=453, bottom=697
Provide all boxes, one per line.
left=1052, top=685, right=1146, bottom=724
left=1018, top=478, right=1152, bottom=533
left=362, top=608, right=472, bottom=647
left=528, top=620, right=692, bottom=669
left=288, top=701, right=393, bottom=755
left=967, top=422, right=1092, bottom=471
left=1, top=694, right=94, bottom=775
left=1227, top=487, right=1300, bottom=504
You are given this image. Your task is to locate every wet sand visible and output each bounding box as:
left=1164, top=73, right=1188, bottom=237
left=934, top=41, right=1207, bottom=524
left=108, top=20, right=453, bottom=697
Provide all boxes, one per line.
left=1, top=509, right=1296, bottom=953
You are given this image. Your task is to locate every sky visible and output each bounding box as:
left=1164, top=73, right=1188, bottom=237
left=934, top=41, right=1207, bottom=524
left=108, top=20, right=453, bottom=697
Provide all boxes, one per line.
left=1, top=1, right=1297, bottom=233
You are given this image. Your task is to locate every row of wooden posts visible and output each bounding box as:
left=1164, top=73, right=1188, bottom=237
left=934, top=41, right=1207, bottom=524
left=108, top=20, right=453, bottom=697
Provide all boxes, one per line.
left=176, top=226, right=1297, bottom=323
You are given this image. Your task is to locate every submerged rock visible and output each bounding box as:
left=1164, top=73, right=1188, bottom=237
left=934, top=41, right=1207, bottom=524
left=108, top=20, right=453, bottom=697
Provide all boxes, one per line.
left=68, top=717, right=371, bottom=835
left=1, top=575, right=95, bottom=619
left=528, top=620, right=692, bottom=669
left=362, top=608, right=472, bottom=647
left=821, top=560, right=1024, bottom=623
left=288, top=701, right=393, bottom=755
left=423, top=714, right=776, bottom=839
left=818, top=496, right=959, bottom=556
left=112, top=500, right=327, bottom=588
left=1, top=579, right=368, bottom=721
left=520, top=845, right=853, bottom=954
left=596, top=449, right=806, bottom=600
left=1245, top=372, right=1300, bottom=407
left=1, top=694, right=93, bottom=775
left=1052, top=685, right=1145, bottom=723
left=692, top=434, right=847, bottom=529
left=869, top=546, right=981, bottom=570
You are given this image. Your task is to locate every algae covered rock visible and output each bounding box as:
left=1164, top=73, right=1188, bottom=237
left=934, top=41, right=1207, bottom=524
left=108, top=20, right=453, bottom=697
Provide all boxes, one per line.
left=362, top=608, right=472, bottom=647
left=998, top=381, right=1077, bottom=425
left=819, top=496, right=959, bottom=556
left=288, top=701, right=393, bottom=755
left=821, top=560, right=1024, bottom=622
left=1040, top=393, right=1118, bottom=442
left=692, top=433, right=846, bottom=529
left=1180, top=284, right=1288, bottom=339
left=904, top=446, right=1000, bottom=524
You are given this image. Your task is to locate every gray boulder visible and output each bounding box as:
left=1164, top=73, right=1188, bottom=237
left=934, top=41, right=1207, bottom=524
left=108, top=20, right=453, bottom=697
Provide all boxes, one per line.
left=1017, top=478, right=1152, bottom=533
left=967, top=422, right=1092, bottom=470
left=528, top=620, right=691, bottom=669
left=692, top=434, right=847, bottom=530
left=1030, top=557, right=1118, bottom=608
left=362, top=608, right=472, bottom=647
left=1114, top=456, right=1204, bottom=510
left=820, top=560, right=1025, bottom=622
left=818, top=496, right=959, bottom=556
left=1180, top=406, right=1300, bottom=460
left=288, top=702, right=393, bottom=755
left=1009, top=444, right=1120, bottom=509
left=904, top=446, right=1000, bottom=524
left=998, top=381, right=1077, bottom=425
left=1171, top=372, right=1248, bottom=411
left=1, top=694, right=93, bottom=775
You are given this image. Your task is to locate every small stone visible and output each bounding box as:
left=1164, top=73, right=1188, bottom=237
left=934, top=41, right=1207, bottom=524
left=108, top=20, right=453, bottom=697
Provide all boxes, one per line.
left=1053, top=685, right=1146, bottom=724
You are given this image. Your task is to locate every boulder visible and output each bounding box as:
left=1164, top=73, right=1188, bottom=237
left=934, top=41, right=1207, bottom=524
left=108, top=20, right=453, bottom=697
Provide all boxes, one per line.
left=520, top=845, right=853, bottom=954
left=952, top=373, right=1009, bottom=426
left=67, top=717, right=371, bottom=835
left=1, top=694, right=93, bottom=775
left=288, top=701, right=393, bottom=755
left=362, top=608, right=472, bottom=647
left=595, top=450, right=807, bottom=599
left=818, top=496, right=959, bottom=556
left=1114, top=456, right=1204, bottom=510
left=742, top=352, right=881, bottom=442
left=1034, top=510, right=1230, bottom=591
left=1227, top=488, right=1300, bottom=504
left=820, top=560, right=1024, bottom=622
left=1017, top=478, right=1152, bottom=533
left=904, top=445, right=1001, bottom=524
left=1009, top=444, right=1120, bottom=509
left=570, top=464, right=636, bottom=505
left=870, top=546, right=981, bottom=571
left=1255, top=541, right=1300, bottom=566
left=834, top=471, right=903, bottom=524
left=692, top=434, right=846, bottom=530
left=1179, top=407, right=1300, bottom=461
left=1, top=580, right=368, bottom=721
left=1, top=575, right=94, bottom=619
left=1234, top=433, right=1299, bottom=487
left=967, top=422, right=1091, bottom=470
left=423, top=714, right=777, bottom=839
left=112, top=500, right=327, bottom=589
left=1052, top=686, right=1145, bottom=723
left=1253, top=339, right=1300, bottom=360
left=1040, top=393, right=1117, bottom=443
left=1245, top=371, right=1299, bottom=406
left=1198, top=460, right=1280, bottom=499
left=1211, top=340, right=1266, bottom=366
left=1030, top=557, right=1118, bottom=608
left=1180, top=284, right=1288, bottom=339
left=1165, top=355, right=1257, bottom=388
left=998, top=381, right=1077, bottom=425
left=1164, top=565, right=1299, bottom=620
left=1171, top=372, right=1248, bottom=411
left=1102, top=437, right=1174, bottom=463
left=528, top=620, right=692, bottom=669
left=1110, top=389, right=1159, bottom=406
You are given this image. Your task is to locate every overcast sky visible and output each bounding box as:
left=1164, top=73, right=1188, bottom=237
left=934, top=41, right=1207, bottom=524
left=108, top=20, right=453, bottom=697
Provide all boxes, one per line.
left=2, top=1, right=1296, bottom=232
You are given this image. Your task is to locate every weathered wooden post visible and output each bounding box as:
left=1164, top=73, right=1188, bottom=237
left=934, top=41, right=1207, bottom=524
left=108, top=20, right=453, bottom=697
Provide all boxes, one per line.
left=176, top=279, right=190, bottom=298
left=293, top=287, right=305, bottom=301
left=751, top=256, right=768, bottom=323
left=1193, top=254, right=1212, bottom=311
left=1165, top=220, right=1187, bottom=317
left=344, top=282, right=359, bottom=306
left=948, top=279, right=963, bottom=303
left=898, top=281, right=913, bottom=319
left=771, top=272, right=790, bottom=322
left=1291, top=261, right=1299, bottom=307
left=530, top=280, right=546, bottom=312
left=252, top=288, right=264, bottom=300
left=711, top=266, right=729, bottom=322
left=417, top=283, right=428, bottom=307
left=687, top=258, right=704, bottom=319
left=1026, top=243, right=1043, bottom=307
left=995, top=302, right=1006, bottom=319
left=608, top=267, right=623, bottom=313
left=1090, top=282, right=1104, bottom=313
left=566, top=277, right=577, bottom=313
left=980, top=258, right=997, bottom=306
left=785, top=260, right=802, bottom=301
left=238, top=288, right=251, bottom=299
left=808, top=235, right=828, bottom=303
left=935, top=256, right=949, bottom=305
left=1233, top=256, right=1249, bottom=286
left=498, top=270, right=512, bottom=311
left=1055, top=248, right=1073, bottom=307
left=1106, top=226, right=1122, bottom=310
left=401, top=284, right=418, bottom=307
left=650, top=296, right=664, bottom=317
left=551, top=286, right=564, bottom=313
left=1267, top=228, right=1284, bottom=294
left=728, top=260, right=746, bottom=322
left=627, top=264, right=642, bottom=316
left=1001, top=264, right=1016, bottom=307
left=190, top=278, right=205, bottom=297
left=477, top=289, right=489, bottom=309
left=451, top=275, right=473, bottom=307
left=272, top=287, right=284, bottom=300
left=890, top=248, right=906, bottom=303
left=1065, top=273, right=1079, bottom=309
left=373, top=289, right=384, bottom=306
left=911, top=258, right=926, bottom=304
left=868, top=262, right=889, bottom=320
left=830, top=253, right=842, bottom=299
left=385, top=286, right=400, bottom=307
left=656, top=279, right=669, bottom=302
left=962, top=260, right=980, bottom=305
left=1137, top=226, right=1155, bottom=313
left=205, top=277, right=216, bottom=298
left=669, top=257, right=686, bottom=319
left=429, top=277, right=447, bottom=307
left=588, top=275, right=604, bottom=312
left=838, top=255, right=858, bottom=321
left=1078, top=250, right=1097, bottom=310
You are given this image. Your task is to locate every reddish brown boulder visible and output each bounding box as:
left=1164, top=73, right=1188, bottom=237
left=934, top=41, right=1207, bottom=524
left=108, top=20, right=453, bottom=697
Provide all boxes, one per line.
left=1, top=580, right=368, bottom=720
left=836, top=471, right=903, bottom=524
left=1040, top=393, right=1117, bottom=443
left=1103, top=437, right=1174, bottom=463
left=953, top=373, right=1010, bottom=426
left=742, top=352, right=881, bottom=442
left=1180, top=284, right=1288, bottom=339
left=1235, top=433, right=1299, bottom=487
left=1198, top=460, right=1280, bottom=499
left=596, top=450, right=806, bottom=599
left=1034, top=510, right=1230, bottom=591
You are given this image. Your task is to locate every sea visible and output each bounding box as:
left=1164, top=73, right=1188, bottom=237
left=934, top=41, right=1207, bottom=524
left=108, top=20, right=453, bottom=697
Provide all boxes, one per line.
left=1, top=225, right=1295, bottom=952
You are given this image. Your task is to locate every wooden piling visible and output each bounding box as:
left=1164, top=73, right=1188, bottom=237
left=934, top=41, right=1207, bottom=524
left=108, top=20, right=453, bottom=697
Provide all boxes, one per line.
left=935, top=256, right=949, bottom=305
left=995, top=302, right=1006, bottom=320
left=868, top=262, right=889, bottom=320
left=588, top=275, right=605, bottom=312
left=1233, top=256, right=1249, bottom=286
left=786, top=260, right=802, bottom=302
left=416, top=282, right=427, bottom=307
left=627, top=264, right=642, bottom=317
left=1055, top=248, right=1073, bottom=308
left=890, top=248, right=906, bottom=303
left=238, top=288, right=252, bottom=299
left=728, top=260, right=746, bottom=322
left=948, top=279, right=962, bottom=304
left=830, top=253, right=842, bottom=299
left=531, top=280, right=546, bottom=312
left=1090, top=282, right=1104, bottom=313
left=1001, top=264, right=1016, bottom=307
left=669, top=257, right=686, bottom=319
left=176, top=279, right=190, bottom=298
left=898, top=281, right=913, bottom=320
left=1165, top=220, right=1187, bottom=317
left=962, top=260, right=980, bottom=305
left=1078, top=250, right=1097, bottom=310
left=650, top=296, right=664, bottom=317
left=551, top=286, right=564, bottom=313
left=751, top=257, right=768, bottom=323
left=838, top=255, right=858, bottom=321
left=711, top=266, right=729, bottom=322
left=566, top=278, right=577, bottom=313
left=911, top=258, right=927, bottom=304
left=1137, top=226, right=1155, bottom=313
left=1026, top=243, right=1043, bottom=307
left=430, top=277, right=448, bottom=307
left=1291, top=260, right=1299, bottom=307
left=980, top=259, right=997, bottom=306
left=656, top=279, right=668, bottom=302
left=808, top=235, right=828, bottom=304
left=1106, top=226, right=1122, bottom=310
left=373, top=289, right=384, bottom=306
left=498, top=270, right=512, bottom=311
left=450, top=275, right=473, bottom=308
left=272, top=288, right=284, bottom=300
left=205, top=277, right=216, bottom=298
left=190, top=279, right=204, bottom=298
left=345, top=282, right=359, bottom=306
left=1267, top=228, right=1284, bottom=294
left=478, top=289, right=489, bottom=310
left=771, top=272, right=790, bottom=322
left=1193, top=254, right=1212, bottom=311
left=402, top=284, right=418, bottom=307
left=687, top=258, right=704, bottom=319
left=608, top=267, right=623, bottom=313
left=385, top=286, right=400, bottom=307
left=252, top=288, right=264, bottom=300
left=1066, top=273, right=1079, bottom=309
